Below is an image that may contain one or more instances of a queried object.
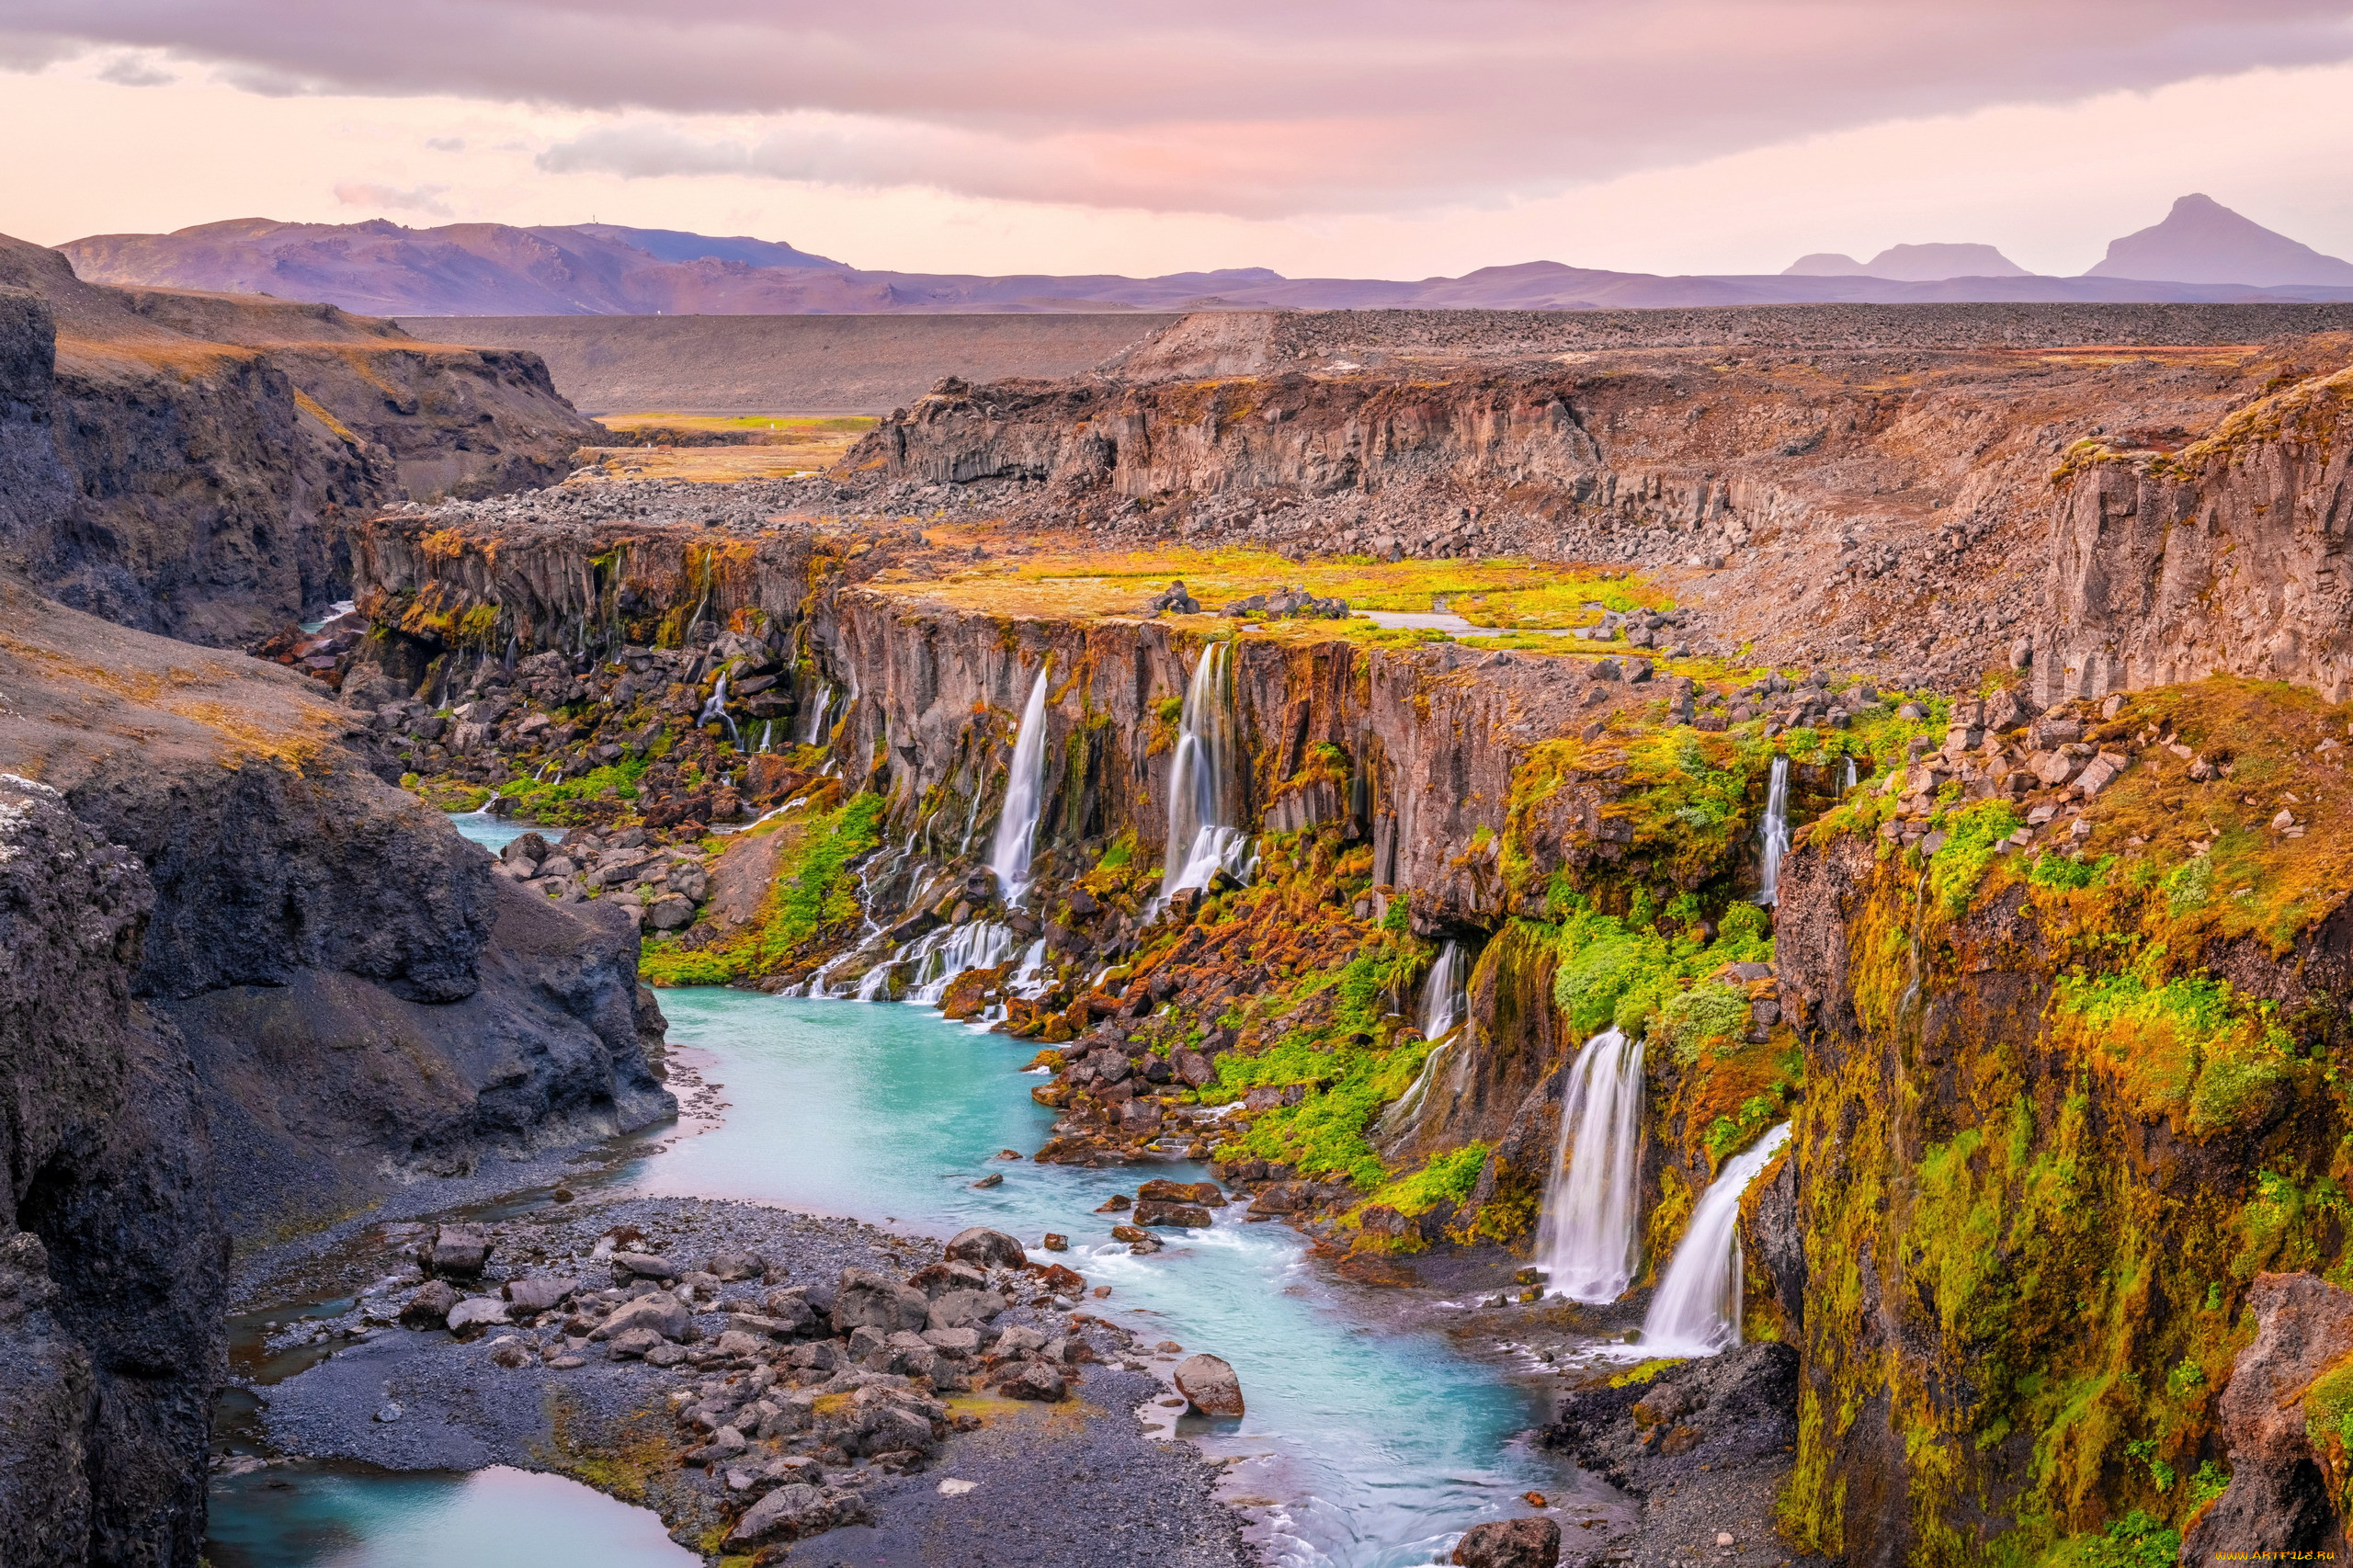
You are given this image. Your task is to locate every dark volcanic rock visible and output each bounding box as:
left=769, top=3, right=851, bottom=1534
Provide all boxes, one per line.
left=0, top=777, right=223, bottom=1568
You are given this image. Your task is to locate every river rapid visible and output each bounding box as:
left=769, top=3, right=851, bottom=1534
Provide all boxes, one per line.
left=204, top=816, right=1621, bottom=1567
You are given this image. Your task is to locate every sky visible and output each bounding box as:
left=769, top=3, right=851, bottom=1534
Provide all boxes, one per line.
left=3, top=2, right=2351, bottom=279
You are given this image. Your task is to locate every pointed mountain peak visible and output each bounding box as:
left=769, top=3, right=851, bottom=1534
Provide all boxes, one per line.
left=2085, top=195, right=2353, bottom=286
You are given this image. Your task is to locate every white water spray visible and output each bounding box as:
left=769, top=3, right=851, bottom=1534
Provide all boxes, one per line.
left=1839, top=756, right=1857, bottom=792
left=698, top=671, right=740, bottom=744
left=1638, top=1120, right=1792, bottom=1355
left=1756, top=755, right=1791, bottom=906
left=1419, top=940, right=1468, bottom=1040
left=1161, top=642, right=1249, bottom=899
left=987, top=667, right=1051, bottom=903
left=1533, top=1028, right=1647, bottom=1303
left=802, top=686, right=835, bottom=746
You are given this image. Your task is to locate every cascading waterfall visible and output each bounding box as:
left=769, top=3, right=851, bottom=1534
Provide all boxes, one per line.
left=1532, top=1028, right=1647, bottom=1302
left=1755, top=755, right=1791, bottom=906
left=1840, top=756, right=1857, bottom=792
left=698, top=671, right=740, bottom=745
left=1161, top=642, right=1250, bottom=899
left=1419, top=940, right=1469, bottom=1040
left=1638, top=1121, right=1793, bottom=1355
left=757, top=721, right=773, bottom=754
left=987, top=667, right=1051, bottom=904
left=801, top=686, right=835, bottom=746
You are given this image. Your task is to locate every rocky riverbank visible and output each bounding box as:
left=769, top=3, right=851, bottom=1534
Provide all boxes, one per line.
left=225, top=1189, right=1256, bottom=1565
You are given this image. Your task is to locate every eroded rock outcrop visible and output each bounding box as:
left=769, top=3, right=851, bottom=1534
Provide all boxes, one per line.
left=0, top=233, right=597, bottom=646
left=0, top=578, right=672, bottom=1233
left=2040, top=348, right=2353, bottom=703
left=0, top=777, right=222, bottom=1568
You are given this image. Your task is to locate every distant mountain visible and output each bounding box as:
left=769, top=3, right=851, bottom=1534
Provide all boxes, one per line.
left=58, top=217, right=2353, bottom=317
left=1784, top=243, right=2029, bottom=280
left=2085, top=194, right=2353, bottom=286
left=566, top=223, right=844, bottom=270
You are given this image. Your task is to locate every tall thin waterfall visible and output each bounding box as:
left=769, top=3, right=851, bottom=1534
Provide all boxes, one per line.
left=1639, top=1121, right=1792, bottom=1355
left=801, top=686, right=835, bottom=746
left=1420, top=940, right=1468, bottom=1040
left=1839, top=756, right=1857, bottom=792
left=988, top=667, right=1051, bottom=903
left=1533, top=1028, right=1647, bottom=1303
left=1756, top=755, right=1791, bottom=906
left=1162, top=642, right=1248, bottom=898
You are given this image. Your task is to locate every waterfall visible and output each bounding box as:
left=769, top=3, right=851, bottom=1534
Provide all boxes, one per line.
left=801, top=686, right=835, bottom=746
left=1533, top=1028, right=1647, bottom=1303
left=1638, top=1121, right=1792, bottom=1356
left=1840, top=756, right=1857, bottom=792
left=1161, top=642, right=1249, bottom=899
left=987, top=667, right=1051, bottom=903
left=758, top=721, right=773, bottom=754
left=698, top=672, right=740, bottom=744
left=1419, top=940, right=1468, bottom=1040
left=1756, top=755, right=1791, bottom=906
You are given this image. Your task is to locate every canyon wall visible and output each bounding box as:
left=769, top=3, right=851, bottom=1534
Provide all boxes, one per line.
left=0, top=234, right=596, bottom=646
left=2040, top=352, right=2353, bottom=704
left=0, top=778, right=222, bottom=1568
left=0, top=577, right=673, bottom=1235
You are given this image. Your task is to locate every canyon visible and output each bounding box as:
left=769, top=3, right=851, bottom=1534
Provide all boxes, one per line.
left=10, top=290, right=2353, bottom=1565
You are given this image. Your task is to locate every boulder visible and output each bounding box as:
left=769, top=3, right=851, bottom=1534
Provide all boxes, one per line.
left=590, top=1293, right=692, bottom=1343
left=945, top=1227, right=1029, bottom=1269
left=649, top=894, right=696, bottom=930
left=418, top=1225, right=492, bottom=1279
left=926, top=1289, right=1006, bottom=1332
left=997, top=1362, right=1069, bottom=1402
left=727, top=1312, right=807, bottom=1340
left=1450, top=1517, right=1561, bottom=1568
left=993, top=1324, right=1048, bottom=1357
left=833, top=1267, right=931, bottom=1335
left=705, top=1251, right=767, bottom=1281
left=725, top=1483, right=870, bottom=1549
left=501, top=1276, right=575, bottom=1314
left=1174, top=1353, right=1245, bottom=1416
left=608, top=1250, right=678, bottom=1280
left=444, top=1296, right=511, bottom=1337
left=923, top=1326, right=983, bottom=1357
left=1132, top=1200, right=1213, bottom=1229
left=759, top=1289, right=817, bottom=1333
left=398, top=1278, right=462, bottom=1329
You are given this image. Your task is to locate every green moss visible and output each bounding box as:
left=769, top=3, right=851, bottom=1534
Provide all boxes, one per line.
left=2038, top=1511, right=2179, bottom=1568
left=640, top=793, right=887, bottom=986
left=1364, top=1142, right=1491, bottom=1216
left=1928, top=800, right=2024, bottom=915
left=1543, top=897, right=1771, bottom=1043
left=2029, top=854, right=2111, bottom=892
left=1657, top=981, right=1750, bottom=1068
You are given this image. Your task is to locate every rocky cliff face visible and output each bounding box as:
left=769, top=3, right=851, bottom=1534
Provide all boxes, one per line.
left=0, top=233, right=597, bottom=647
left=2040, top=347, right=2353, bottom=705
left=0, top=777, right=222, bottom=1568
left=840, top=331, right=2341, bottom=683
left=0, top=577, right=672, bottom=1235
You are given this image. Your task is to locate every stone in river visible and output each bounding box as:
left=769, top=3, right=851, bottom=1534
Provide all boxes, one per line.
left=1173, top=1352, right=1245, bottom=1416
left=1132, top=1200, right=1213, bottom=1228
left=1450, top=1517, right=1561, bottom=1568
left=943, top=1227, right=1027, bottom=1268
left=398, top=1278, right=460, bottom=1328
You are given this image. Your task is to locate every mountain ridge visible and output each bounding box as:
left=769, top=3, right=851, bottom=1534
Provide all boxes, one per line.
left=58, top=210, right=2353, bottom=318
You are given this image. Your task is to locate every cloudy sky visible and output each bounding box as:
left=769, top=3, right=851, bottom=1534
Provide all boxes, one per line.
left=4, top=2, right=2351, bottom=278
